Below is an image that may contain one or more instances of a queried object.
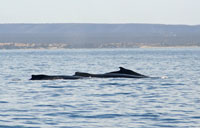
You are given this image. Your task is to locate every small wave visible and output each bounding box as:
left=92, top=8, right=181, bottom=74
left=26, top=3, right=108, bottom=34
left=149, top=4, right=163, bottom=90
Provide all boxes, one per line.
left=153, top=124, right=177, bottom=127
left=34, top=104, right=55, bottom=107
left=129, top=113, right=160, bottom=118
left=88, top=92, right=131, bottom=97
left=0, top=125, right=40, bottom=128
left=159, top=118, right=183, bottom=123
left=0, top=114, right=9, bottom=117
left=44, top=112, right=75, bottom=117
left=99, top=82, right=129, bottom=86
left=100, top=100, right=119, bottom=103
left=161, top=83, right=176, bottom=86
left=0, top=101, right=9, bottom=103
left=35, top=104, right=75, bottom=108
left=68, top=113, right=160, bottom=119
left=59, top=126, right=82, bottom=128
left=11, top=117, right=39, bottom=121
left=2, top=109, right=29, bottom=113
left=41, top=85, right=65, bottom=88
left=11, top=78, right=22, bottom=81
left=69, top=114, right=124, bottom=119
left=24, top=121, right=41, bottom=125
left=191, top=116, right=200, bottom=119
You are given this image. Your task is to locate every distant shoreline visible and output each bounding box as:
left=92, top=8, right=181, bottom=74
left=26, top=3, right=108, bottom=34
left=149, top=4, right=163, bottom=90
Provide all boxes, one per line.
left=139, top=45, right=200, bottom=48
left=1, top=42, right=200, bottom=50
left=1, top=23, right=200, bottom=49
left=0, top=43, right=199, bottom=50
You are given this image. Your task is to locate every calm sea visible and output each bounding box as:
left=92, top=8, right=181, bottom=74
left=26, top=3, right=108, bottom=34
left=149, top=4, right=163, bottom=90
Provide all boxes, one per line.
left=0, top=48, right=200, bottom=128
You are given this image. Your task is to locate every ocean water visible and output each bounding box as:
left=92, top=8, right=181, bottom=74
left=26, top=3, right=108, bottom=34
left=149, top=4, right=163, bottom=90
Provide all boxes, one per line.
left=0, top=48, right=200, bottom=128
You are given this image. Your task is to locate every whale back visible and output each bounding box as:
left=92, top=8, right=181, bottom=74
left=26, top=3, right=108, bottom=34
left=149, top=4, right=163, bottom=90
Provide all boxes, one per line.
left=74, top=72, right=91, bottom=77
left=31, top=74, right=81, bottom=80
left=31, top=75, right=48, bottom=80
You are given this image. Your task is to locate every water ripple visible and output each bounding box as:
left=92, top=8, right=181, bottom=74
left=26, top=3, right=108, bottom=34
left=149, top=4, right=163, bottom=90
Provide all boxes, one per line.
left=1, top=48, right=200, bottom=128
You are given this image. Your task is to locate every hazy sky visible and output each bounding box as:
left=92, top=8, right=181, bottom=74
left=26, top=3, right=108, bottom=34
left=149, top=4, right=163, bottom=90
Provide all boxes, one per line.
left=0, top=0, right=199, bottom=25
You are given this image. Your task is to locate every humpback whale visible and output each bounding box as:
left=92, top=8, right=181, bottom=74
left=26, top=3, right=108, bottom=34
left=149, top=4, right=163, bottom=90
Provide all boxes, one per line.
left=74, top=67, right=148, bottom=78
left=30, top=67, right=149, bottom=80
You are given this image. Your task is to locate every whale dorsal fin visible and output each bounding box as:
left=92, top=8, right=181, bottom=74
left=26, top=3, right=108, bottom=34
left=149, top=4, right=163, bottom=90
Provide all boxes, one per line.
left=105, top=67, right=147, bottom=77
left=118, top=67, right=146, bottom=76
left=119, top=67, right=134, bottom=74
left=119, top=67, right=126, bottom=71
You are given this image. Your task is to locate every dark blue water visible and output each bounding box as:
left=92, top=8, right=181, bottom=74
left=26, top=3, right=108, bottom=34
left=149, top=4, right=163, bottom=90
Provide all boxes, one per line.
left=0, top=48, right=200, bottom=128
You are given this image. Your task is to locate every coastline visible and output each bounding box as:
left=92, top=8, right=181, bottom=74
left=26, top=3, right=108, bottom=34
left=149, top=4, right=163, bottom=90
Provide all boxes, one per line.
left=0, top=44, right=199, bottom=50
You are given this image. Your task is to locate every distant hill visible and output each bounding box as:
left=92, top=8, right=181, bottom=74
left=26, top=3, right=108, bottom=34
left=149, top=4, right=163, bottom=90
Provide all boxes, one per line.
left=0, top=23, right=200, bottom=48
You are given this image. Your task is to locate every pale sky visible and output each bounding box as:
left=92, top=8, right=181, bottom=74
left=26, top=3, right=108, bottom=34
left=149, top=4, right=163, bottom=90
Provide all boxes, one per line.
left=0, top=0, right=199, bottom=25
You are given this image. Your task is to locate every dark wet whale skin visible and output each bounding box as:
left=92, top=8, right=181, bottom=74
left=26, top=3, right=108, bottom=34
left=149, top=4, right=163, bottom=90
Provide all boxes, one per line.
left=30, top=67, right=149, bottom=80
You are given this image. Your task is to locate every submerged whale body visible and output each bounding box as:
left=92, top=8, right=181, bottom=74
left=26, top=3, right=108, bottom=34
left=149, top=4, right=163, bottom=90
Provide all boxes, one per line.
left=30, top=75, right=81, bottom=80
left=30, top=67, right=149, bottom=80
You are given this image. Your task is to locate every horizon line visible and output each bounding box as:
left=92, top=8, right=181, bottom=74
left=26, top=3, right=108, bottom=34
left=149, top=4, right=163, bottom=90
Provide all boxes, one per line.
left=0, top=22, right=199, bottom=26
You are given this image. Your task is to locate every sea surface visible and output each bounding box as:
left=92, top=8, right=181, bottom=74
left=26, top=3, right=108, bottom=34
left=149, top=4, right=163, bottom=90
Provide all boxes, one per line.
left=0, top=48, right=200, bottom=128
